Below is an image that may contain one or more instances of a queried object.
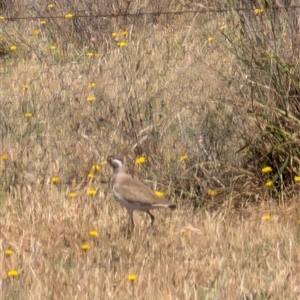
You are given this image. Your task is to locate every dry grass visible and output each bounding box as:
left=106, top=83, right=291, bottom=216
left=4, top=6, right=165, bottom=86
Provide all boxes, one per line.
left=1, top=1, right=300, bottom=298
left=1, top=187, right=300, bottom=299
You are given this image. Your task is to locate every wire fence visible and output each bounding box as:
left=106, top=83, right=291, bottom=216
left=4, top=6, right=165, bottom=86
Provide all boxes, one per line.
left=1, top=3, right=300, bottom=20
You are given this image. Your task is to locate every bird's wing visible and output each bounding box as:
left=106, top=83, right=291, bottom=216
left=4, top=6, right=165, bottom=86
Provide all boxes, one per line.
left=113, top=174, right=167, bottom=205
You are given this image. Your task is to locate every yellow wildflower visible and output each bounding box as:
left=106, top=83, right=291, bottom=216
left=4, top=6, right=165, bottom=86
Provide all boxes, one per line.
left=40, top=20, right=46, bottom=25
left=65, top=13, right=73, bottom=19
left=69, top=192, right=77, bottom=198
left=88, top=82, right=96, bottom=88
left=207, top=189, right=217, bottom=197
left=87, top=95, right=95, bottom=102
left=183, top=231, right=190, bottom=238
left=112, top=32, right=118, bottom=38
left=135, top=156, right=146, bottom=165
left=220, top=25, right=226, bottom=30
left=265, top=180, right=273, bottom=187
left=122, top=30, right=128, bottom=37
left=87, top=188, right=96, bottom=196
left=117, top=41, right=126, bottom=47
left=48, top=3, right=55, bottom=9
left=1, top=154, right=8, bottom=161
left=0, top=15, right=5, bottom=21
left=89, top=230, right=98, bottom=237
left=5, top=249, right=13, bottom=256
left=34, top=29, right=40, bottom=35
left=51, top=176, right=59, bottom=184
left=128, top=273, right=137, bottom=282
left=7, top=269, right=19, bottom=277
left=88, top=173, right=94, bottom=179
left=155, top=190, right=164, bottom=197
left=86, top=51, right=94, bottom=57
left=92, top=164, right=100, bottom=171
left=23, top=84, right=29, bottom=90
left=81, top=243, right=90, bottom=251
left=10, top=45, right=17, bottom=51
left=207, top=36, right=214, bottom=42
left=25, top=112, right=32, bottom=118
left=254, top=8, right=263, bottom=15
left=180, top=154, right=188, bottom=162
left=262, top=213, right=271, bottom=221
left=50, top=44, right=56, bottom=50
left=261, top=166, right=272, bottom=174
left=294, top=176, right=300, bottom=183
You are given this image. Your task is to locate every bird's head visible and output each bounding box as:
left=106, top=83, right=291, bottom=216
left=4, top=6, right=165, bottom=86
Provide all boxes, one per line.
left=107, top=155, right=125, bottom=174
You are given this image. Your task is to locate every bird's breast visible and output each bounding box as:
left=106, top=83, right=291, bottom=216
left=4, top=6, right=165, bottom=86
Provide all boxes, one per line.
left=112, top=187, right=129, bottom=207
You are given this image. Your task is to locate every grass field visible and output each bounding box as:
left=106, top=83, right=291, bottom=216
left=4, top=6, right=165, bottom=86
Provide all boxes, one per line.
left=1, top=187, right=300, bottom=299
left=1, top=1, right=300, bottom=299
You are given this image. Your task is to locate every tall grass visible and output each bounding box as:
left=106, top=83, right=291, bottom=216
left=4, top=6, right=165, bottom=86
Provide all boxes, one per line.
left=1, top=0, right=300, bottom=298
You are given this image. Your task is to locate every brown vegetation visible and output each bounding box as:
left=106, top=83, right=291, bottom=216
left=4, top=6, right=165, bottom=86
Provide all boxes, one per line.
left=1, top=0, right=300, bottom=298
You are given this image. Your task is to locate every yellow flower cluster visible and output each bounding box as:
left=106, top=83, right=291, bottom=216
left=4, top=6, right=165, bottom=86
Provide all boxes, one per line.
left=207, top=190, right=217, bottom=197
left=87, top=188, right=96, bottom=196
left=88, top=82, right=96, bottom=89
left=265, top=180, right=273, bottom=187
left=89, top=230, right=98, bottom=237
left=117, top=41, right=126, bottom=48
left=65, top=13, right=73, bottom=19
left=135, top=156, right=146, bottom=165
left=92, top=164, right=100, bottom=171
left=294, top=176, right=300, bottom=183
left=261, top=166, right=273, bottom=188
left=262, top=213, right=271, bottom=221
left=87, top=95, right=95, bottom=102
left=87, top=164, right=101, bottom=180
left=5, top=249, right=13, bottom=256
left=69, top=192, right=77, bottom=198
left=7, top=269, right=19, bottom=277
left=112, top=30, right=129, bottom=48
left=81, top=243, right=90, bottom=251
left=128, top=273, right=137, bottom=282
left=78, top=230, right=99, bottom=256
left=180, top=154, right=188, bottom=162
left=155, top=190, right=164, bottom=197
left=51, top=176, right=59, bottom=184
left=1, top=154, right=8, bottom=161
left=262, top=166, right=272, bottom=174
left=254, top=8, right=263, bottom=15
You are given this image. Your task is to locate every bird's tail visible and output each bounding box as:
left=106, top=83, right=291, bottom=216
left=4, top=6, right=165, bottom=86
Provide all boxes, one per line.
left=152, top=203, right=176, bottom=210
left=168, top=204, right=176, bottom=210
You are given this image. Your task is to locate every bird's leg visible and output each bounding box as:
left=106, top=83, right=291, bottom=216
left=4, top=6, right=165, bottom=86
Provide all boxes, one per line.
left=147, top=211, right=155, bottom=226
left=127, top=209, right=135, bottom=228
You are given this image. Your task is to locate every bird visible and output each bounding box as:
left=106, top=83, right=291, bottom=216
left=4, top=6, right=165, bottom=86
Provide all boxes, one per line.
left=107, top=155, right=176, bottom=227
